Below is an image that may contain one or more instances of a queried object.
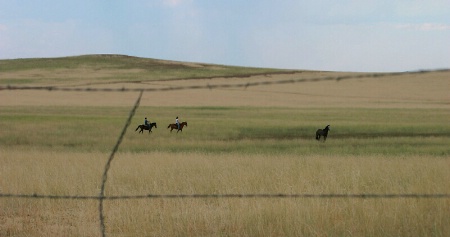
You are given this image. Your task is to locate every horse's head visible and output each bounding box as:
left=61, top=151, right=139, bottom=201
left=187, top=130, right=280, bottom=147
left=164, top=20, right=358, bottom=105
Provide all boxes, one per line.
left=152, top=122, right=157, bottom=128
left=182, top=121, right=187, bottom=126
left=325, top=125, right=330, bottom=130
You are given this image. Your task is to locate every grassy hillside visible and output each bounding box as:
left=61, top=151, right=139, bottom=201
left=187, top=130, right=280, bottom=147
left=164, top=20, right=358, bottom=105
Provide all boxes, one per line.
left=2, top=54, right=448, bottom=109
left=0, top=54, right=296, bottom=86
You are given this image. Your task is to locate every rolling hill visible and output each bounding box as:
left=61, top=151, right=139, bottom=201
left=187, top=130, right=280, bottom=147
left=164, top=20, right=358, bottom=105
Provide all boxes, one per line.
left=1, top=54, right=449, bottom=109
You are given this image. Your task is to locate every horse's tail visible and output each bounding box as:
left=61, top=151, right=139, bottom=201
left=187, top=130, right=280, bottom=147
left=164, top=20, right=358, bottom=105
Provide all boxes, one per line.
left=167, top=124, right=171, bottom=129
left=315, top=129, right=321, bottom=140
left=135, top=125, right=140, bottom=131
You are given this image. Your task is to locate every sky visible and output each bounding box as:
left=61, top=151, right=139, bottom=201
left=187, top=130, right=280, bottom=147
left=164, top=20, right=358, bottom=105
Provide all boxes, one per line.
left=1, top=0, right=449, bottom=72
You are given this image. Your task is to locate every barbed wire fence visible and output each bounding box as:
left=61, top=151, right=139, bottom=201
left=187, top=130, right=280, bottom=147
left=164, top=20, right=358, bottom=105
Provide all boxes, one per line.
left=2, top=69, right=449, bottom=92
left=1, top=68, right=450, bottom=237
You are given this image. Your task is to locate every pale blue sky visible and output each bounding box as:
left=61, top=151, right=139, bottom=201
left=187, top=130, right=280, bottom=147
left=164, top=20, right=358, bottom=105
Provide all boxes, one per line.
left=1, top=0, right=449, bottom=72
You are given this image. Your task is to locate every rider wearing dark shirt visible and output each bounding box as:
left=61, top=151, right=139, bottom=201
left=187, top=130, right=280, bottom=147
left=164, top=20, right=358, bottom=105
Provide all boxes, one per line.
left=144, top=117, right=150, bottom=128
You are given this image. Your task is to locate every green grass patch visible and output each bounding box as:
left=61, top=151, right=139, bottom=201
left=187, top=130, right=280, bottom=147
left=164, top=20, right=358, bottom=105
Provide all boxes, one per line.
left=1, top=106, right=449, bottom=156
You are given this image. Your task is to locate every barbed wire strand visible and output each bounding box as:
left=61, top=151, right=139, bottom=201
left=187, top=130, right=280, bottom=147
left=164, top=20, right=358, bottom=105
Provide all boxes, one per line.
left=1, top=193, right=449, bottom=200
left=1, top=69, right=449, bottom=93
left=98, top=90, right=143, bottom=237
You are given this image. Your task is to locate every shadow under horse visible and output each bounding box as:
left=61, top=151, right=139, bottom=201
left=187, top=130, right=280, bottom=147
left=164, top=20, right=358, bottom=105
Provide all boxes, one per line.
left=135, top=122, right=157, bottom=134
left=316, top=125, right=330, bottom=142
left=167, top=121, right=187, bottom=133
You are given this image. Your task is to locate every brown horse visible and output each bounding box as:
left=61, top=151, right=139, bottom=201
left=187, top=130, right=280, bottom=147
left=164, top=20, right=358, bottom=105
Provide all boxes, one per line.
left=167, top=121, right=187, bottom=133
left=135, top=122, right=157, bottom=134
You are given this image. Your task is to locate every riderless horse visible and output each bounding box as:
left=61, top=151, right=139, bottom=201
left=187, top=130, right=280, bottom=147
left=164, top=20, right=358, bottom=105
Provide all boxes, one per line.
left=316, top=125, right=330, bottom=142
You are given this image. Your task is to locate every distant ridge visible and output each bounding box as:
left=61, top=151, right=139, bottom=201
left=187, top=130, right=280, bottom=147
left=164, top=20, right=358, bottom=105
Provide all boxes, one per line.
left=0, top=54, right=304, bottom=87
left=0, top=54, right=300, bottom=70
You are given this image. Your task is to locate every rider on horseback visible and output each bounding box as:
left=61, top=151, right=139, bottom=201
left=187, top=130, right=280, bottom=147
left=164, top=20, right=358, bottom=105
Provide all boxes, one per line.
left=176, top=116, right=180, bottom=130
left=144, top=117, right=150, bottom=129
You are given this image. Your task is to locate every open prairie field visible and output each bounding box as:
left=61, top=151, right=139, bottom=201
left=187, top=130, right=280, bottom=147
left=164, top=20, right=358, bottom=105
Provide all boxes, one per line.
left=1, top=55, right=449, bottom=236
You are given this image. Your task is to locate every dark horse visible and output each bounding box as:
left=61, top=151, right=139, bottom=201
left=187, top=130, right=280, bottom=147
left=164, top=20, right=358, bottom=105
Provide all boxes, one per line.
left=135, top=122, right=157, bottom=134
left=167, top=121, right=187, bottom=133
left=316, top=125, right=330, bottom=142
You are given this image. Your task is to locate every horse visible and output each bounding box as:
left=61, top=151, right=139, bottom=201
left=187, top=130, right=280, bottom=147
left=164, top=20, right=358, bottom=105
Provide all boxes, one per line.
left=167, top=121, right=187, bottom=133
left=316, top=125, right=330, bottom=142
left=135, top=122, right=157, bottom=134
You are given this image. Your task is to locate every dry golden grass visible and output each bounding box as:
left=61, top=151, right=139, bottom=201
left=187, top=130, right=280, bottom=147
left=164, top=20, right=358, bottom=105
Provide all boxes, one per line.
left=1, top=55, right=449, bottom=236
left=1, top=150, right=449, bottom=236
